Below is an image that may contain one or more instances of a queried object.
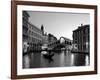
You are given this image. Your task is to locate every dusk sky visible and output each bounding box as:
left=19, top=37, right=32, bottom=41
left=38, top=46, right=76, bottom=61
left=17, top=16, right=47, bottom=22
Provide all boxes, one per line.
left=27, top=11, right=90, bottom=40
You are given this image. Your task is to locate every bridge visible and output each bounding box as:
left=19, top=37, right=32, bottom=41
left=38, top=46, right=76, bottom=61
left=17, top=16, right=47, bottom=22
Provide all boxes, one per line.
left=48, top=37, right=72, bottom=51
left=24, top=36, right=72, bottom=53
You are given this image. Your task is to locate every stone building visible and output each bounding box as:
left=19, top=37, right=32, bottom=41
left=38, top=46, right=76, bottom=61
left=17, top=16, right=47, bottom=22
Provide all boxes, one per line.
left=28, top=23, right=44, bottom=51
left=23, top=11, right=30, bottom=53
left=23, top=11, right=30, bottom=43
left=47, top=34, right=58, bottom=50
left=72, top=24, right=90, bottom=53
left=48, top=33, right=57, bottom=43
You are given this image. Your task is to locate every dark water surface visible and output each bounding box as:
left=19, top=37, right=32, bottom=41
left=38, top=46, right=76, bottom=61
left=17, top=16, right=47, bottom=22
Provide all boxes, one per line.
left=23, top=51, right=89, bottom=68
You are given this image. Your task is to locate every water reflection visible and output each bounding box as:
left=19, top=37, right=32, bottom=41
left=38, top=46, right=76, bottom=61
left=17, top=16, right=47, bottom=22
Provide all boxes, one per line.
left=72, top=54, right=86, bottom=66
left=23, top=51, right=90, bottom=68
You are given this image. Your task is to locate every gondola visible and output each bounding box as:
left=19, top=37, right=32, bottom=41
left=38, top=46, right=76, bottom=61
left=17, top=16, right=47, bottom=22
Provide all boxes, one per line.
left=43, top=52, right=54, bottom=59
left=41, top=51, right=54, bottom=59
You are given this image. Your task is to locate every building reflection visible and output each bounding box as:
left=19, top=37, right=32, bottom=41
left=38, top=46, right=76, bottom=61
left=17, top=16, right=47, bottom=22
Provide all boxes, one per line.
left=23, top=51, right=89, bottom=68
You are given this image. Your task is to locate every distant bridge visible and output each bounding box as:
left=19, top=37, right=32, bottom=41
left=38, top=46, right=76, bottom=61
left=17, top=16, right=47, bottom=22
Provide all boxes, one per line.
left=48, top=37, right=72, bottom=51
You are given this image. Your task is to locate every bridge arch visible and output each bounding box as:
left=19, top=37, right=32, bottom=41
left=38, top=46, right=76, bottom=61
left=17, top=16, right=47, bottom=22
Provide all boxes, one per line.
left=59, top=36, right=67, bottom=44
left=59, top=36, right=72, bottom=45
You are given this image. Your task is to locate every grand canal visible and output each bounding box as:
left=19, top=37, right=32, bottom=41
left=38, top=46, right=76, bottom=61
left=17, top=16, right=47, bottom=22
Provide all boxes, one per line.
left=23, top=51, right=89, bottom=68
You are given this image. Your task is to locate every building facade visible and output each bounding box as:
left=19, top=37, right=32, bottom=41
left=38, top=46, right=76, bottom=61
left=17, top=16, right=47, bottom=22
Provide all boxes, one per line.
left=23, top=11, right=30, bottom=53
left=23, top=11, right=30, bottom=43
left=47, top=33, right=57, bottom=48
left=72, top=24, right=90, bottom=53
left=48, top=33, right=57, bottom=43
left=28, top=23, right=44, bottom=51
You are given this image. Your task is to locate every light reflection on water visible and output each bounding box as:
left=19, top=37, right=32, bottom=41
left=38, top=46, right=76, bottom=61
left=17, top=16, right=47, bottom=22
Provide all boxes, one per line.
left=71, top=53, right=74, bottom=66
left=23, top=51, right=90, bottom=68
left=85, top=55, right=89, bottom=66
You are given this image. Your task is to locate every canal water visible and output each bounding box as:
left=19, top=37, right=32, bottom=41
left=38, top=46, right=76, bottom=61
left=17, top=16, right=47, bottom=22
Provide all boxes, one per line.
left=23, top=51, right=90, bottom=68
